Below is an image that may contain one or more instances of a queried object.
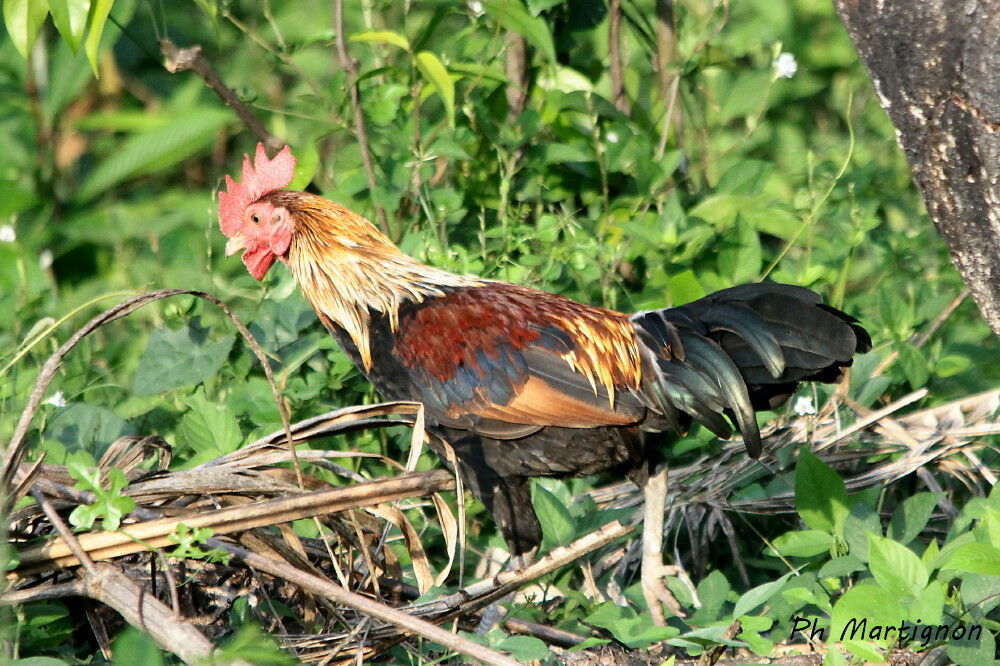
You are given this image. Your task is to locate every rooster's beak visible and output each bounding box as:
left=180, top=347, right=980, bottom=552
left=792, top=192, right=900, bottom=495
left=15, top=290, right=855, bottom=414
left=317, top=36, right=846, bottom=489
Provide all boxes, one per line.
left=225, top=235, right=246, bottom=257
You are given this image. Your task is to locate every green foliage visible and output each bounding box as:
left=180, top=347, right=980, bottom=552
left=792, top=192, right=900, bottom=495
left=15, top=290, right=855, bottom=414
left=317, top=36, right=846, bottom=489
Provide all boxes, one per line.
left=167, top=523, right=230, bottom=564
left=1, top=0, right=997, bottom=663
left=66, top=453, right=135, bottom=530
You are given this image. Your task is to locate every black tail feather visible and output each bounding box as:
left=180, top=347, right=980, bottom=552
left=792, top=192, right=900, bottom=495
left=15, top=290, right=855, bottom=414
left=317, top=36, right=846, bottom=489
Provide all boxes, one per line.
left=631, top=282, right=870, bottom=458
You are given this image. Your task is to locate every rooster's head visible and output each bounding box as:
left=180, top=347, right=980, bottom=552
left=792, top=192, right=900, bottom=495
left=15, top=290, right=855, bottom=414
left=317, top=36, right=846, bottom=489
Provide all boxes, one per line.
left=218, top=143, right=296, bottom=280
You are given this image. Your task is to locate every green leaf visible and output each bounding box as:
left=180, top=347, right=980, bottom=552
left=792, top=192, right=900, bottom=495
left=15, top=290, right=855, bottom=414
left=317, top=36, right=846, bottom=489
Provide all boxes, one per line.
left=287, top=141, right=319, bottom=191
left=48, top=0, right=89, bottom=52
left=795, top=448, right=849, bottom=536
left=718, top=70, right=771, bottom=123
left=717, top=216, right=762, bottom=284
left=177, top=389, right=242, bottom=458
left=45, top=403, right=132, bottom=454
left=76, top=108, right=231, bottom=202
left=112, top=627, right=165, bottom=666
left=770, top=529, right=835, bottom=558
left=350, top=30, right=410, bottom=50
left=494, top=636, right=548, bottom=661
left=895, top=341, right=930, bottom=388
left=131, top=321, right=235, bottom=395
left=526, top=0, right=563, bottom=14
left=583, top=603, right=679, bottom=649
left=414, top=51, right=455, bottom=127
left=844, top=499, right=882, bottom=561
left=946, top=628, right=995, bottom=666
left=83, top=0, right=114, bottom=76
left=732, top=573, right=791, bottom=618
left=532, top=483, right=574, bottom=550
left=482, top=0, right=556, bottom=64
left=831, top=585, right=905, bottom=646
left=941, top=543, right=1000, bottom=576
left=3, top=0, right=50, bottom=58
left=888, top=492, right=942, bottom=545
left=867, top=534, right=928, bottom=598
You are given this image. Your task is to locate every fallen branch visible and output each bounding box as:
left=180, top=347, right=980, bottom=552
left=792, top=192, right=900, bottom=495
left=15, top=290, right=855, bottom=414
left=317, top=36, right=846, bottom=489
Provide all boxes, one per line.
left=13, top=469, right=454, bottom=576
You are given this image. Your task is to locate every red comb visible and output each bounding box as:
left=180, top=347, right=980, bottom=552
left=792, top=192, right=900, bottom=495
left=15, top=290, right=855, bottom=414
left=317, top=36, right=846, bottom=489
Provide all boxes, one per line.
left=218, top=143, right=296, bottom=237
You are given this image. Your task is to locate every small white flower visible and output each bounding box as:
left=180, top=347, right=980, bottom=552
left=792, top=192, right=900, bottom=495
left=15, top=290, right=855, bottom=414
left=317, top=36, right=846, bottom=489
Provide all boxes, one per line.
left=44, top=391, right=68, bottom=408
left=39, top=249, right=53, bottom=270
left=0, top=224, right=15, bottom=243
left=467, top=0, right=483, bottom=16
left=773, top=52, right=798, bottom=79
left=606, top=130, right=619, bottom=144
left=793, top=396, right=816, bottom=416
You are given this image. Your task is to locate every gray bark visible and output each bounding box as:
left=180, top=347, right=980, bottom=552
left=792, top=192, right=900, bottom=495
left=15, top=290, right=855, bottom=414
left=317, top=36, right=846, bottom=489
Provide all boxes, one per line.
left=833, top=0, right=1000, bottom=336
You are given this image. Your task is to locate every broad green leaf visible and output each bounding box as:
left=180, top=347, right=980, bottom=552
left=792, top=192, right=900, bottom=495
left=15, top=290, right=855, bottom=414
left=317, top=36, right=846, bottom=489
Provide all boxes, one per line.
left=287, top=141, right=319, bottom=191
left=909, top=579, right=945, bottom=625
left=112, top=627, right=165, bottom=666
left=45, top=403, right=132, bottom=453
left=941, top=543, right=1000, bottom=576
left=831, top=585, right=905, bottom=646
left=526, top=0, right=563, bottom=13
left=494, top=636, right=548, bottom=661
left=795, top=448, right=849, bottom=536
left=177, top=390, right=242, bottom=458
left=732, top=573, right=791, bottom=618
left=48, top=0, right=89, bottom=52
left=770, top=529, right=835, bottom=557
left=888, top=492, right=942, bottom=545
left=822, top=647, right=848, bottom=666
left=583, top=603, right=679, bottom=649
left=717, top=216, right=762, bottom=284
left=350, top=30, right=410, bottom=50
left=867, top=534, right=928, bottom=598
left=76, top=108, right=231, bottom=201
left=532, top=483, right=574, bottom=550
left=131, top=321, right=235, bottom=395
left=482, top=0, right=556, bottom=64
left=718, top=70, right=771, bottom=122
left=414, top=51, right=454, bottom=127
left=3, top=0, right=50, bottom=58
left=83, top=0, right=114, bottom=75
left=946, top=628, right=995, bottom=666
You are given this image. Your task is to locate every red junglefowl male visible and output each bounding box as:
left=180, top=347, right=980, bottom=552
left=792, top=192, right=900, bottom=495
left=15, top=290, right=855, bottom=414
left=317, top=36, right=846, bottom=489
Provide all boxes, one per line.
left=219, top=144, right=870, bottom=603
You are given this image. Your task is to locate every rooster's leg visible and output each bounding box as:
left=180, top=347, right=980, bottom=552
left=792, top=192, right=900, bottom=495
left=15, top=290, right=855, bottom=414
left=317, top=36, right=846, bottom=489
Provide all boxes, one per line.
left=641, top=463, right=687, bottom=625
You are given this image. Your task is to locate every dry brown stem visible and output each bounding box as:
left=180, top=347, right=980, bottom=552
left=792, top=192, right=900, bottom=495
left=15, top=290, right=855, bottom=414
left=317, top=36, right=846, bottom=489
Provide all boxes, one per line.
left=159, top=39, right=282, bottom=153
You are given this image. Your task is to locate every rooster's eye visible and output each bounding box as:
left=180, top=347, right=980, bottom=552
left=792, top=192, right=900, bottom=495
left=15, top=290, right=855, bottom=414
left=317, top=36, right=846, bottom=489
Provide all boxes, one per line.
left=251, top=214, right=260, bottom=223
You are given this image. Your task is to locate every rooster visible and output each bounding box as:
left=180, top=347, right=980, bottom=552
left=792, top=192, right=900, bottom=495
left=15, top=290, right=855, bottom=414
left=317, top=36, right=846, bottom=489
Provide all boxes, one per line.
left=219, top=144, right=870, bottom=581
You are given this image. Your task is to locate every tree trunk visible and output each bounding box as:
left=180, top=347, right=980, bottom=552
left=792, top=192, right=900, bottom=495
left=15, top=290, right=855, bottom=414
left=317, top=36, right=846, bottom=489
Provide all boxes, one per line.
left=833, top=0, right=1000, bottom=336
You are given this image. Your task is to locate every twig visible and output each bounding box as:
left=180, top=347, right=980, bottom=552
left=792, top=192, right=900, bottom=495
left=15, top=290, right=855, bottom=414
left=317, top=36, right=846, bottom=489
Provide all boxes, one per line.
left=1, top=581, right=85, bottom=605
left=870, top=287, right=970, bottom=378
left=14, top=470, right=455, bottom=575
left=159, top=39, right=282, bottom=153
left=654, top=0, right=682, bottom=160
left=84, top=562, right=215, bottom=665
left=333, top=0, right=388, bottom=235
left=504, top=617, right=585, bottom=648
left=28, top=487, right=96, bottom=575
left=410, top=520, right=634, bottom=618
left=504, top=32, right=528, bottom=119
left=215, top=542, right=520, bottom=666
left=608, top=0, right=630, bottom=114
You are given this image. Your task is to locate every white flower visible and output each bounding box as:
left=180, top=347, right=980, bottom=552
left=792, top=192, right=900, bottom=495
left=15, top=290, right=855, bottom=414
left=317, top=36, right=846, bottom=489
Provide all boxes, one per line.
left=793, top=396, right=816, bottom=416
left=467, top=0, right=483, bottom=16
left=44, top=391, right=68, bottom=408
left=0, top=225, right=15, bottom=243
left=39, top=249, right=53, bottom=269
left=606, top=130, right=619, bottom=144
left=773, top=52, right=798, bottom=79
